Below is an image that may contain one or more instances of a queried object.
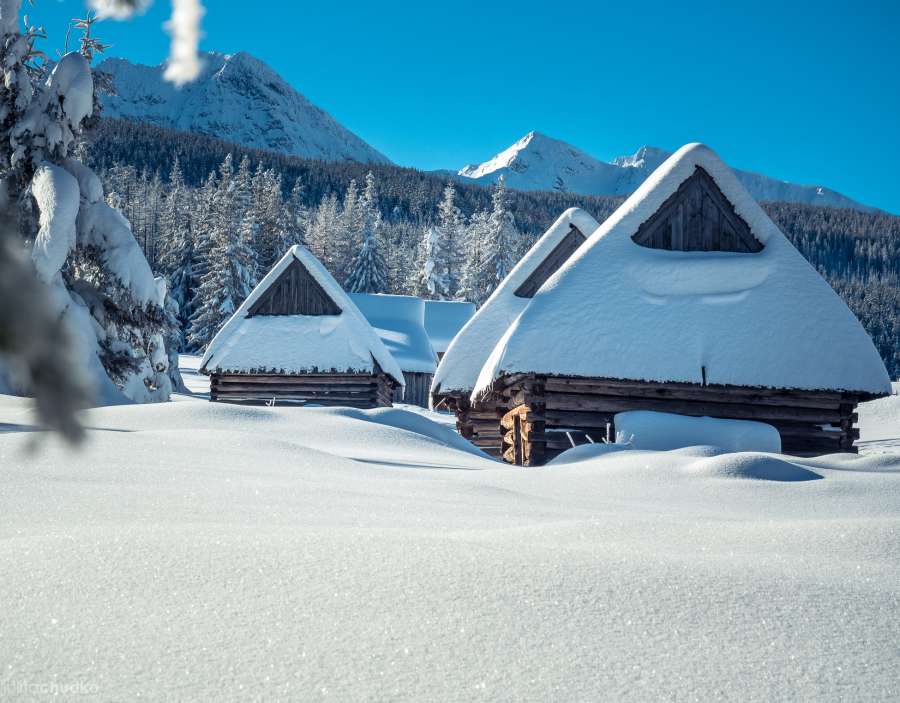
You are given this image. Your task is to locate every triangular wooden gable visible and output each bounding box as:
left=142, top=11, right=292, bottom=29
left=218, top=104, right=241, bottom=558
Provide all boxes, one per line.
left=247, top=258, right=341, bottom=316
left=514, top=224, right=588, bottom=298
left=632, top=166, right=763, bottom=253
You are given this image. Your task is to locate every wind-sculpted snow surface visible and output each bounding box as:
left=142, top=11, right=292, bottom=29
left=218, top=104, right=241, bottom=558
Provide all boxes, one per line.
left=1, top=387, right=899, bottom=701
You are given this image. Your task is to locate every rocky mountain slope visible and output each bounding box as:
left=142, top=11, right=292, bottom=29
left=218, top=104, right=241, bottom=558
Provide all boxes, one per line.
left=98, top=52, right=390, bottom=165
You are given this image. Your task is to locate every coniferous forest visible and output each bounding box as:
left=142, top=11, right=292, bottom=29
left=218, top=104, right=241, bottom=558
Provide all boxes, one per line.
left=88, top=118, right=900, bottom=378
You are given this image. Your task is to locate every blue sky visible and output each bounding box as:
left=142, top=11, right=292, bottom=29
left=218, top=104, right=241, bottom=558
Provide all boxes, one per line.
left=28, top=0, right=900, bottom=212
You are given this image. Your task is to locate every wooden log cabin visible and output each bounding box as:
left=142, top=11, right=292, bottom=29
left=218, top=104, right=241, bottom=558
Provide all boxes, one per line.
left=199, top=246, right=405, bottom=408
left=350, top=293, right=437, bottom=407
left=470, top=144, right=891, bottom=464
left=430, top=208, right=601, bottom=456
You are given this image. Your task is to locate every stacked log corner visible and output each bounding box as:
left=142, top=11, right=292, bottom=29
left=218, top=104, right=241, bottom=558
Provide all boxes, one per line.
left=210, top=372, right=397, bottom=409
left=495, top=374, right=864, bottom=466
left=434, top=393, right=504, bottom=458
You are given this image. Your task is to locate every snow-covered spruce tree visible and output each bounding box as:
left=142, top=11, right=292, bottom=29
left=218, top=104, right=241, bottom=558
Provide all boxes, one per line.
left=345, top=172, right=390, bottom=293
left=337, top=178, right=363, bottom=279
left=414, top=225, right=449, bottom=299
left=0, top=2, right=172, bottom=404
left=458, top=209, right=491, bottom=305
left=481, top=176, right=519, bottom=291
left=187, top=160, right=257, bottom=350
left=345, top=229, right=388, bottom=294
left=305, top=193, right=341, bottom=271
left=283, top=176, right=307, bottom=247
left=436, top=181, right=464, bottom=297
left=157, top=156, right=194, bottom=341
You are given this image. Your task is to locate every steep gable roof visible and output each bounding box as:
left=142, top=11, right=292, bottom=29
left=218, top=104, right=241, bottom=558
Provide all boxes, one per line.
left=474, top=144, right=891, bottom=398
left=199, top=246, right=404, bottom=385
left=431, top=208, right=600, bottom=396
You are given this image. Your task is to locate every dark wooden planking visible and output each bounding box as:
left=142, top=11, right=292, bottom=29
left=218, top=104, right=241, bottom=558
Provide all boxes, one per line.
left=394, top=372, right=433, bottom=408
left=488, top=372, right=864, bottom=465
left=247, top=258, right=341, bottom=316
left=513, top=225, right=587, bottom=298
left=210, top=372, right=394, bottom=409
left=632, top=166, right=763, bottom=253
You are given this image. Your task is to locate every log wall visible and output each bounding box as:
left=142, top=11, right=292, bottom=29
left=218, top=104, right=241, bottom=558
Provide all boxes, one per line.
left=210, top=372, right=396, bottom=408
left=432, top=392, right=504, bottom=458
left=394, top=372, right=433, bottom=408
left=490, top=374, right=868, bottom=465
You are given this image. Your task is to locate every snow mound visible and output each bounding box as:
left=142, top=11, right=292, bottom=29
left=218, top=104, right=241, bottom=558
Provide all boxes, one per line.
left=3, top=384, right=900, bottom=701
left=685, top=453, right=823, bottom=482
left=547, top=442, right=634, bottom=464
left=616, top=410, right=782, bottom=453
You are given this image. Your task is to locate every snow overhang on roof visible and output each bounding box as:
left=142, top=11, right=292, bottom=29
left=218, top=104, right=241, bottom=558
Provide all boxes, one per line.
left=472, top=143, right=892, bottom=399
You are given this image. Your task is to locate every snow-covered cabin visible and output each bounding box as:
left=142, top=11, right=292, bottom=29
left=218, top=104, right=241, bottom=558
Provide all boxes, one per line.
left=471, top=144, right=891, bottom=464
left=199, top=246, right=404, bottom=407
left=430, top=208, right=600, bottom=455
left=424, top=300, right=476, bottom=359
left=349, top=293, right=437, bottom=407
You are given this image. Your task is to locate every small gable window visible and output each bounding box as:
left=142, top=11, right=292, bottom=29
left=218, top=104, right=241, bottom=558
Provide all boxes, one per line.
left=632, top=166, right=763, bottom=253
left=247, top=259, right=341, bottom=316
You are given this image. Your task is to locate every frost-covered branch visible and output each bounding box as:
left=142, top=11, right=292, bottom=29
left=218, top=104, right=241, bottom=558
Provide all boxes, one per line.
left=0, top=212, right=90, bottom=442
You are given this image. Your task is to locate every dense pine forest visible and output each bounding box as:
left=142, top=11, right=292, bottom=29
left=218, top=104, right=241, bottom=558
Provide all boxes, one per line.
left=87, top=118, right=900, bottom=378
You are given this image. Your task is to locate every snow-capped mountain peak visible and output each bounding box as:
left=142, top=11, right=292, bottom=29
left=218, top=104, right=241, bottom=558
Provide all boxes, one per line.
left=459, top=131, right=621, bottom=192
left=612, top=145, right=670, bottom=170
left=98, top=52, right=390, bottom=165
left=459, top=133, right=872, bottom=211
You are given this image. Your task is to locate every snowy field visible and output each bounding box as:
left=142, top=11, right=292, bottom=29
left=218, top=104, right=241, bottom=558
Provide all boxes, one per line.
left=1, top=360, right=899, bottom=701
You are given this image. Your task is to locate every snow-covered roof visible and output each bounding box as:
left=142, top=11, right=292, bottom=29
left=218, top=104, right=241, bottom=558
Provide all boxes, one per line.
left=349, top=293, right=437, bottom=374
left=431, top=207, right=600, bottom=396
left=200, top=246, right=405, bottom=386
left=473, top=144, right=891, bottom=398
left=424, top=300, right=476, bottom=354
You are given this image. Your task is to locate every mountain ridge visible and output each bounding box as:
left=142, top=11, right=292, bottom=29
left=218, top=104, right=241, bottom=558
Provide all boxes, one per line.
left=458, top=131, right=873, bottom=212
left=98, top=51, right=391, bottom=165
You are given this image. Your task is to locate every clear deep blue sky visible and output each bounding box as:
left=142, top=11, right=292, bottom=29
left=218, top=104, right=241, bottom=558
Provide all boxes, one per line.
left=28, top=0, right=900, bottom=212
